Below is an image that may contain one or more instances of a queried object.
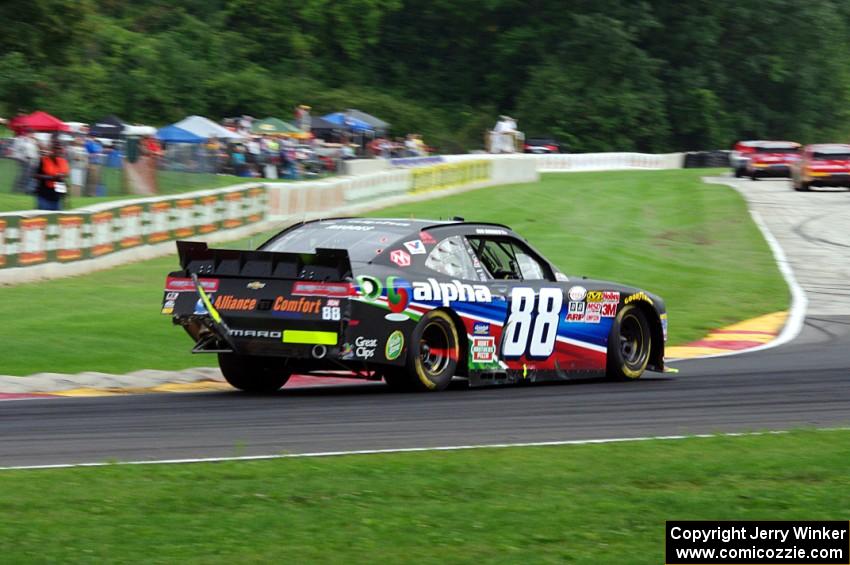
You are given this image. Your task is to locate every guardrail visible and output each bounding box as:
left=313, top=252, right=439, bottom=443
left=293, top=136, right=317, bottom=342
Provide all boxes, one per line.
left=0, top=152, right=679, bottom=282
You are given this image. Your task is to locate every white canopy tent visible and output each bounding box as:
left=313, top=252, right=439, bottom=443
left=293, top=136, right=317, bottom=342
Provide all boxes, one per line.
left=172, top=115, right=244, bottom=140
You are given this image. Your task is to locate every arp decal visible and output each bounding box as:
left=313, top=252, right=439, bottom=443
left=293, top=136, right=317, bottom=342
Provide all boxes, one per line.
left=390, top=249, right=411, bottom=267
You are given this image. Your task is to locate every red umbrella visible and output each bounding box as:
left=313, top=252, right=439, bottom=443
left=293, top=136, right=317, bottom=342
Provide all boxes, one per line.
left=9, top=111, right=70, bottom=134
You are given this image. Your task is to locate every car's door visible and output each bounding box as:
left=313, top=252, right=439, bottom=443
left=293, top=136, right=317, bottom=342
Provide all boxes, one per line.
left=464, top=236, right=566, bottom=364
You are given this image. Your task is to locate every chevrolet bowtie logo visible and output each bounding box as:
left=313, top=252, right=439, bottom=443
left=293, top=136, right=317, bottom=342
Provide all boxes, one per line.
left=246, top=281, right=266, bottom=290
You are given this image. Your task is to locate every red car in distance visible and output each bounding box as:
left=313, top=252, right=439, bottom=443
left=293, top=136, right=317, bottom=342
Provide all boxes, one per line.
left=792, top=144, right=850, bottom=191
left=731, top=140, right=761, bottom=177
left=745, top=141, right=800, bottom=180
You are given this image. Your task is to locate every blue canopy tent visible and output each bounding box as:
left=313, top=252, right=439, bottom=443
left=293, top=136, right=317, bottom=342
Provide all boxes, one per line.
left=321, top=112, right=374, bottom=133
left=157, top=125, right=204, bottom=144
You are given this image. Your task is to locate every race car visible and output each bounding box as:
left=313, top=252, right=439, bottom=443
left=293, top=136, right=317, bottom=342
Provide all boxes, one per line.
left=745, top=141, right=800, bottom=180
left=791, top=143, right=850, bottom=191
left=162, top=218, right=667, bottom=392
left=731, top=140, right=762, bottom=178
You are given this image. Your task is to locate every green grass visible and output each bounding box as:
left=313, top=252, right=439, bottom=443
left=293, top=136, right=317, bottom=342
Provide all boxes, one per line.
left=0, top=158, right=284, bottom=213
left=0, top=430, right=847, bottom=563
left=371, top=169, right=787, bottom=337
left=0, top=169, right=786, bottom=376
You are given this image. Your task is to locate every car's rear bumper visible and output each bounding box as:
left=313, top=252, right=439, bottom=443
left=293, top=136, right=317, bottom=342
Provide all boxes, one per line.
left=807, top=173, right=850, bottom=187
left=750, top=164, right=792, bottom=177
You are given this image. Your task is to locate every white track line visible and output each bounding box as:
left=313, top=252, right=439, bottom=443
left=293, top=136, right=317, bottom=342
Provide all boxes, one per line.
left=669, top=179, right=808, bottom=361
left=3, top=428, right=847, bottom=471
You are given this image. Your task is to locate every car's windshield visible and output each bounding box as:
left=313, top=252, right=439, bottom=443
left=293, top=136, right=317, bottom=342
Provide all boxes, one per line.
left=813, top=152, right=850, bottom=160
left=261, top=220, right=414, bottom=262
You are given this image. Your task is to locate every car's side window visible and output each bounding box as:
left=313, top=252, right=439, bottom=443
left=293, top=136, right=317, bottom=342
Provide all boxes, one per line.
left=424, top=235, right=481, bottom=280
left=467, top=237, right=553, bottom=281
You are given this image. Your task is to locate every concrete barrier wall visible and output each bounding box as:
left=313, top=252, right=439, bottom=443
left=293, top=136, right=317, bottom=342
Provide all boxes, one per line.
left=0, top=152, right=673, bottom=283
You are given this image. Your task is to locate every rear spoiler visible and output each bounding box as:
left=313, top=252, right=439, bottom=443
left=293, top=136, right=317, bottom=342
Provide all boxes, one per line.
left=176, top=241, right=352, bottom=281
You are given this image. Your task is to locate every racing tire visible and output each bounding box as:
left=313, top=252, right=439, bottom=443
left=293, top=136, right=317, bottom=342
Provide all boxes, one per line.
left=217, top=353, right=291, bottom=393
left=386, top=310, right=460, bottom=392
left=750, top=172, right=759, bottom=181
left=606, top=305, right=652, bottom=381
left=734, top=167, right=743, bottom=178
left=794, top=181, right=810, bottom=192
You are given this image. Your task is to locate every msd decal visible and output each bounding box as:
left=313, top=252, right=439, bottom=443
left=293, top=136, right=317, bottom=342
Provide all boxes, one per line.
left=390, top=249, right=411, bottom=267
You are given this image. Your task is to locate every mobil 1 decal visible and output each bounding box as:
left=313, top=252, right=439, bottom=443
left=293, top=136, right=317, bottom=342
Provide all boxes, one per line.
left=502, top=287, right=563, bottom=359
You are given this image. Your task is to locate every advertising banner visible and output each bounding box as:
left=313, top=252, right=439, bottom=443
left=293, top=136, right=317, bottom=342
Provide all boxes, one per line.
left=0, top=183, right=268, bottom=272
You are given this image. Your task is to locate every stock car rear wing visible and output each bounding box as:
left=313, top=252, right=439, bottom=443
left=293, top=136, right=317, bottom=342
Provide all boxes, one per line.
left=167, top=241, right=355, bottom=356
left=176, top=241, right=352, bottom=282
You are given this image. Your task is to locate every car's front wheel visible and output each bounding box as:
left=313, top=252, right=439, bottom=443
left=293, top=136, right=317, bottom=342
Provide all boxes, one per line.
left=218, top=353, right=291, bottom=393
left=606, top=305, right=652, bottom=380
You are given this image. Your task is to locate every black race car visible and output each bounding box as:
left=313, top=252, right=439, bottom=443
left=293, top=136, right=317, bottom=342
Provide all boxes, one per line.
left=163, top=218, right=667, bottom=392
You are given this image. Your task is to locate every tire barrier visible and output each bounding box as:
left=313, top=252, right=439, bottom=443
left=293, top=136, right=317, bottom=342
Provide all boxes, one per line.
left=683, top=150, right=731, bottom=168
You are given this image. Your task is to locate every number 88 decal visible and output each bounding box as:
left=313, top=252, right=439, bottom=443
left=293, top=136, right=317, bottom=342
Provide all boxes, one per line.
left=502, top=287, right=563, bottom=358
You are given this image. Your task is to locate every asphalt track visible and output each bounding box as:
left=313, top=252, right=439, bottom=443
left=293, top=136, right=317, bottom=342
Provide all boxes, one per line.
left=1, top=177, right=848, bottom=468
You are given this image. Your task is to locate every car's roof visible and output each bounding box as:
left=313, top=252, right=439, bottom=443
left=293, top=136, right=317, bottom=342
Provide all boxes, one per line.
left=807, top=143, right=850, bottom=153
left=293, top=217, right=511, bottom=233
left=753, top=140, right=800, bottom=149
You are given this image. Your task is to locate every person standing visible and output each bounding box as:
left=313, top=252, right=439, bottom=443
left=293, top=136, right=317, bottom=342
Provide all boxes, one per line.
left=12, top=131, right=39, bottom=193
left=84, top=134, right=103, bottom=196
left=66, top=137, right=88, bottom=197
left=34, top=137, right=69, bottom=211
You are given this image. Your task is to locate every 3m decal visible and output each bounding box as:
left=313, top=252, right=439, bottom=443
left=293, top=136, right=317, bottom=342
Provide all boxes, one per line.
left=600, top=302, right=618, bottom=317
left=625, top=291, right=654, bottom=306
left=385, top=331, right=404, bottom=361
left=502, top=287, right=563, bottom=358
left=390, top=249, right=411, bottom=267
left=473, top=322, right=491, bottom=335
left=403, top=240, right=426, bottom=255
left=471, top=337, right=496, bottom=362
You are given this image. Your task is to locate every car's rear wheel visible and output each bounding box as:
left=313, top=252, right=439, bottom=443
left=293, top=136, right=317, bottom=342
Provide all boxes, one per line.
left=794, top=180, right=810, bottom=192
left=384, top=310, right=459, bottom=392
left=606, top=305, right=652, bottom=380
left=218, top=353, right=291, bottom=393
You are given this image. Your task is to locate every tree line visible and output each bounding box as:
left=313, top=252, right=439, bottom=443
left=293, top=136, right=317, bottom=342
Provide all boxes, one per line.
left=2, top=0, right=849, bottom=153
